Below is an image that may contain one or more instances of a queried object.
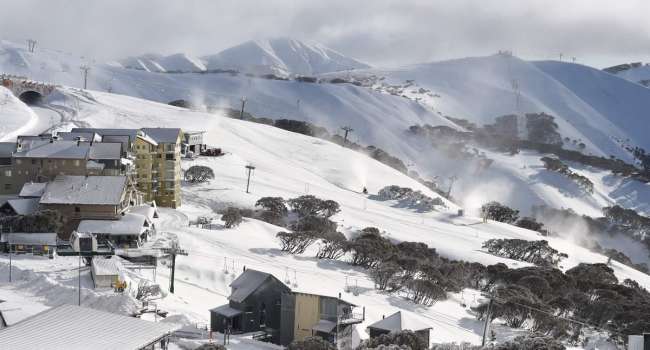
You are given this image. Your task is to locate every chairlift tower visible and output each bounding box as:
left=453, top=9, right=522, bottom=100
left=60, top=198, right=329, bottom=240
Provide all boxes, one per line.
left=161, top=240, right=188, bottom=294
left=245, top=164, right=256, bottom=193
left=341, top=126, right=354, bottom=144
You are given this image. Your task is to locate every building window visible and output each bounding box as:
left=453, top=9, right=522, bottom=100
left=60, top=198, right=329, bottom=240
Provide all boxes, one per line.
left=3, top=184, right=11, bottom=190
left=31, top=159, right=37, bottom=164
left=3, top=170, right=11, bottom=177
left=75, top=206, right=80, bottom=212
left=74, top=160, right=80, bottom=166
left=165, top=154, right=174, bottom=161
left=15, top=159, right=22, bottom=165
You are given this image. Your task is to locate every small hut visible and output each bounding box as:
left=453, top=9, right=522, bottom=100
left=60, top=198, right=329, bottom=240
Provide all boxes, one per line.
left=367, top=311, right=432, bottom=345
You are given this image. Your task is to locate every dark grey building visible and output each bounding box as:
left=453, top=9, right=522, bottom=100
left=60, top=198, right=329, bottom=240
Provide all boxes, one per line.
left=210, top=269, right=291, bottom=343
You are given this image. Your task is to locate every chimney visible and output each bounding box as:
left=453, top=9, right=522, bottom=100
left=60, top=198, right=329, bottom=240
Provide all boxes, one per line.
left=77, top=139, right=81, bottom=147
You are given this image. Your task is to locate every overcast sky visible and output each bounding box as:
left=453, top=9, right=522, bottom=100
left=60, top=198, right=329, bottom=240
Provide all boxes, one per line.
left=1, top=0, right=649, bottom=68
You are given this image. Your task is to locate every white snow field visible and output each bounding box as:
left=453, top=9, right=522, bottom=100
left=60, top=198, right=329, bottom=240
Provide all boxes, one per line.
left=0, top=88, right=648, bottom=348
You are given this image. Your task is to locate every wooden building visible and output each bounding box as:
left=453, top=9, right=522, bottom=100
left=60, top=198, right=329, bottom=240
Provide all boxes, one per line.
left=39, top=175, right=136, bottom=237
left=280, top=292, right=364, bottom=348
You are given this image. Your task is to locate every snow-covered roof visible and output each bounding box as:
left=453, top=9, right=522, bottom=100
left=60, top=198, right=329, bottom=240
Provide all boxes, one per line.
left=18, top=182, right=47, bottom=198
left=141, top=128, right=181, bottom=143
left=367, top=311, right=432, bottom=332
left=1, top=233, right=57, bottom=245
left=128, top=204, right=157, bottom=222
left=0, top=142, right=16, bottom=157
left=88, top=142, right=122, bottom=160
left=40, top=175, right=127, bottom=205
left=56, top=131, right=101, bottom=143
left=229, top=269, right=286, bottom=303
left=209, top=304, right=243, bottom=317
left=0, top=304, right=179, bottom=350
left=77, top=213, right=147, bottom=235
left=13, top=140, right=88, bottom=159
left=3, top=198, right=40, bottom=215
left=92, top=257, right=120, bottom=276
left=72, top=128, right=139, bottom=142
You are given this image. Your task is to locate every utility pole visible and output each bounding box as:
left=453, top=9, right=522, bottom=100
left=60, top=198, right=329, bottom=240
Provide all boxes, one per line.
left=26, top=39, right=37, bottom=52
left=245, top=164, right=256, bottom=193
left=481, top=297, right=494, bottom=346
left=78, top=253, right=82, bottom=305
left=341, top=126, right=354, bottom=144
left=239, top=97, right=247, bottom=120
left=162, top=241, right=188, bottom=294
left=8, top=243, right=12, bottom=282
left=80, top=65, right=90, bottom=90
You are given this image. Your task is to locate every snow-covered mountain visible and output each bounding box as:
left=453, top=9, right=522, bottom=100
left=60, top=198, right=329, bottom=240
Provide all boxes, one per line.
left=117, top=53, right=207, bottom=73
left=113, top=38, right=370, bottom=76
left=201, top=38, right=370, bottom=76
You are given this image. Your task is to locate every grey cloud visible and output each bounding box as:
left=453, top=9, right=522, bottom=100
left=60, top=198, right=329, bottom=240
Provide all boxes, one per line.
left=1, top=0, right=649, bottom=68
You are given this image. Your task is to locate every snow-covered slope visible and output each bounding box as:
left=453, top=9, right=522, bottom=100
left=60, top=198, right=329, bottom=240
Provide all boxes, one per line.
left=118, top=53, right=206, bottom=73
left=0, top=86, right=43, bottom=141
left=2, top=89, right=648, bottom=347
left=2, top=39, right=650, bottom=231
left=202, top=38, right=370, bottom=76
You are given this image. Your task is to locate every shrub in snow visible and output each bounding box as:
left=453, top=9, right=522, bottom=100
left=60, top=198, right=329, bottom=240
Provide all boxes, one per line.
left=541, top=156, right=594, bottom=194
left=526, top=113, right=563, bottom=146
left=482, top=239, right=568, bottom=267
left=255, top=196, right=288, bottom=225
left=290, top=215, right=337, bottom=235
left=358, top=330, right=428, bottom=350
left=348, top=227, right=395, bottom=269
left=287, top=195, right=340, bottom=218
left=277, top=231, right=318, bottom=254
left=315, top=230, right=348, bottom=259
left=184, top=165, right=215, bottom=183
left=514, top=217, right=547, bottom=235
left=135, top=280, right=162, bottom=301
left=480, top=201, right=519, bottom=223
left=492, top=333, right=565, bottom=350
left=376, top=185, right=446, bottom=212
left=288, top=336, right=335, bottom=350
left=221, top=207, right=243, bottom=228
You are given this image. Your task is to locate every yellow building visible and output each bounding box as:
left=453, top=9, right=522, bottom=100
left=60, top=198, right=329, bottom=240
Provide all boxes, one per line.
left=137, top=128, right=183, bottom=208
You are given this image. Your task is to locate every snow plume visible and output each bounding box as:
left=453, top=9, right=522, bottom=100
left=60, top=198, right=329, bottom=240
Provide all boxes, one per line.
left=459, top=176, right=516, bottom=216
left=533, top=208, right=650, bottom=266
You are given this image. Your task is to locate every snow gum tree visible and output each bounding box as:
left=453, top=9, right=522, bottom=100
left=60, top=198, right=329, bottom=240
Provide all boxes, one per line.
left=184, top=165, right=215, bottom=183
